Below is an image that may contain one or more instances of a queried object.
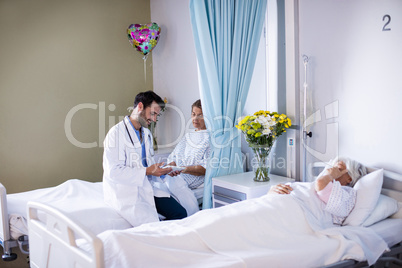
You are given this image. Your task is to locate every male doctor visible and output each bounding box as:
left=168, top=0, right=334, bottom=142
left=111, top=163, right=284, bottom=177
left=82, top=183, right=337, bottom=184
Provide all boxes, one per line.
left=103, top=91, right=187, bottom=227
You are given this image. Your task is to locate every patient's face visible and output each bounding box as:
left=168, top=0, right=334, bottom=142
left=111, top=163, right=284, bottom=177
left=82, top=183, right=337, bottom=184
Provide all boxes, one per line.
left=335, top=161, right=352, bottom=186
left=191, top=106, right=206, bottom=130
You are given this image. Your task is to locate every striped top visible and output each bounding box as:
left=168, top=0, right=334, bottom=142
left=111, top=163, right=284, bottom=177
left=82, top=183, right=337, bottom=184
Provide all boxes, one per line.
left=167, top=130, right=210, bottom=189
left=318, top=181, right=356, bottom=225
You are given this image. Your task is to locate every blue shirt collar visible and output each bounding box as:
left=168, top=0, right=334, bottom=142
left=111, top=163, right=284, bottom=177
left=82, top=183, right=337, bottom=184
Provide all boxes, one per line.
left=126, top=116, right=144, bottom=144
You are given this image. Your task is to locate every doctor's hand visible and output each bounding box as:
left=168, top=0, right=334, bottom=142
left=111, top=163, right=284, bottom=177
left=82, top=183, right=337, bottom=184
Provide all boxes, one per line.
left=146, top=163, right=172, bottom=177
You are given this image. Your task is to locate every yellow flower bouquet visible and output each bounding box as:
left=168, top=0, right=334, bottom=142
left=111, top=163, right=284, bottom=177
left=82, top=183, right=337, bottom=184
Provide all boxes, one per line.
left=236, top=110, right=291, bottom=181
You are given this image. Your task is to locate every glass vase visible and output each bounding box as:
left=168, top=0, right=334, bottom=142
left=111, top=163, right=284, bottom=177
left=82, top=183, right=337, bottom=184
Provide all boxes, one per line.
left=250, top=144, right=273, bottom=182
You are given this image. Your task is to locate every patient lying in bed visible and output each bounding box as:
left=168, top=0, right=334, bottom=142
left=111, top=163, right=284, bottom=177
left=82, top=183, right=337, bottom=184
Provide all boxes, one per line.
left=95, top=157, right=389, bottom=267
left=269, top=156, right=368, bottom=225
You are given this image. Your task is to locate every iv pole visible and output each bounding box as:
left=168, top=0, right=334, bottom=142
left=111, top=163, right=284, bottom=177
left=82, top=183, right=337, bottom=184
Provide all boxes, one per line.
left=301, top=55, right=312, bottom=181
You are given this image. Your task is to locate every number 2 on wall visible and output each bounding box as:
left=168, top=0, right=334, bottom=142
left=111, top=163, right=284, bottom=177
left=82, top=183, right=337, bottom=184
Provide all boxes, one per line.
left=382, top=15, right=391, bottom=31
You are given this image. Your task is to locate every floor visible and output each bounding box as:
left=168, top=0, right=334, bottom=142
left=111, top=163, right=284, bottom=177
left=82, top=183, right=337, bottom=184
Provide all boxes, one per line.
left=0, top=247, right=29, bottom=268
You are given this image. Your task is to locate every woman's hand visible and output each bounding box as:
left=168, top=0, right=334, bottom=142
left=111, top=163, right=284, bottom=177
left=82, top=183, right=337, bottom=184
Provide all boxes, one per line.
left=268, top=184, right=293, bottom=195
left=168, top=170, right=182, bottom=177
left=315, top=161, right=349, bottom=191
left=181, top=165, right=206, bottom=176
left=165, top=162, right=182, bottom=176
left=326, top=162, right=349, bottom=180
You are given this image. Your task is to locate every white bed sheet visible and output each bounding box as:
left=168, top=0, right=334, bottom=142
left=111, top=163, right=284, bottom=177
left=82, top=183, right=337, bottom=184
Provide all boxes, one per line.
left=7, top=179, right=132, bottom=239
left=97, top=182, right=388, bottom=268
left=192, top=185, right=204, bottom=201
left=369, top=218, right=402, bottom=248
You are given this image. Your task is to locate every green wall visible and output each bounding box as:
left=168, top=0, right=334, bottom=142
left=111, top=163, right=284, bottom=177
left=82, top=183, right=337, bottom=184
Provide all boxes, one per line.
left=0, top=0, right=153, bottom=193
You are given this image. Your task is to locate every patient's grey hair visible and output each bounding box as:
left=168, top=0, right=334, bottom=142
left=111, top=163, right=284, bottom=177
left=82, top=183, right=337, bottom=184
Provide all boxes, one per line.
left=324, top=156, right=368, bottom=187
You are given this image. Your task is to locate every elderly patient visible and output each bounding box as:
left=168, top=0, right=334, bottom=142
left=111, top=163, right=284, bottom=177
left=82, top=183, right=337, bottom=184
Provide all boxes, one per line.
left=269, top=156, right=368, bottom=225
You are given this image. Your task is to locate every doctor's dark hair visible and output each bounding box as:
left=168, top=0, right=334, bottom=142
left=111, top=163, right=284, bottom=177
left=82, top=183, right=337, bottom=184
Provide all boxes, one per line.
left=133, top=91, right=165, bottom=110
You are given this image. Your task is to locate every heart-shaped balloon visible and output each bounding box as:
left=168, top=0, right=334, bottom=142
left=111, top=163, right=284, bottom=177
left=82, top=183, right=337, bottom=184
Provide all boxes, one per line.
left=127, top=23, right=161, bottom=57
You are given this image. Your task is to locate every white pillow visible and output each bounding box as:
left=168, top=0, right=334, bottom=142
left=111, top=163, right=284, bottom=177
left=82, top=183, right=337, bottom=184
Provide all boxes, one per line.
left=391, top=202, right=402, bottom=219
left=343, top=169, right=383, bottom=226
left=361, top=194, right=399, bottom=227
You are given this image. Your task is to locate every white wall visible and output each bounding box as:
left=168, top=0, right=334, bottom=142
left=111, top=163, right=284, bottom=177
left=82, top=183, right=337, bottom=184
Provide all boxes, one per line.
left=298, top=0, right=402, bottom=176
left=150, top=0, right=402, bottom=179
left=151, top=0, right=200, bottom=149
left=151, top=0, right=269, bottom=159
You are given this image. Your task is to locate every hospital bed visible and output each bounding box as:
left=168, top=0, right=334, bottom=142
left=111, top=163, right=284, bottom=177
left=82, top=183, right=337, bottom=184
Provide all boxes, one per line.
left=0, top=178, right=204, bottom=262
left=26, top=167, right=402, bottom=268
left=0, top=179, right=133, bottom=262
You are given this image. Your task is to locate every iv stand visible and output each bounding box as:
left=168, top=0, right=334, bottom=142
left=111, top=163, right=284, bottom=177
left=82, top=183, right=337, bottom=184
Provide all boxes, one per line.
left=301, top=55, right=312, bottom=181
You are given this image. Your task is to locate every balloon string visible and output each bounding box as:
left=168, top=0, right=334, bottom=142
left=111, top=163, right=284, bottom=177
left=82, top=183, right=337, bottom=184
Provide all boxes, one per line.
left=143, top=55, right=148, bottom=84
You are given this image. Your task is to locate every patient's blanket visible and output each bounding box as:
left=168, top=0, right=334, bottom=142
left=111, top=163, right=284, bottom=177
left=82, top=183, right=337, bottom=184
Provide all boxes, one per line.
left=7, top=179, right=131, bottom=239
left=99, top=182, right=388, bottom=268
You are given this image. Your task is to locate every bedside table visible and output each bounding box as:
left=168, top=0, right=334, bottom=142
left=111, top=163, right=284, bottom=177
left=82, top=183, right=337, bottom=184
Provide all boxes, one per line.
left=212, top=172, right=294, bottom=208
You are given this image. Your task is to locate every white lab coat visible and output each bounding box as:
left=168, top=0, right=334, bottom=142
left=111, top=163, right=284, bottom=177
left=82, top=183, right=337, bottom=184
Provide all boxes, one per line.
left=102, top=116, right=170, bottom=227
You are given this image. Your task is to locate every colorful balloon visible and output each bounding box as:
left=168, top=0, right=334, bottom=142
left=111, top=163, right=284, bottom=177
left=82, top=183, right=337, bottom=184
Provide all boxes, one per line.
left=127, top=23, right=161, bottom=58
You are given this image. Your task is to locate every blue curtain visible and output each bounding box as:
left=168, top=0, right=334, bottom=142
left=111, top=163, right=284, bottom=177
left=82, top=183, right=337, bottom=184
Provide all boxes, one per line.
left=190, top=0, right=267, bottom=208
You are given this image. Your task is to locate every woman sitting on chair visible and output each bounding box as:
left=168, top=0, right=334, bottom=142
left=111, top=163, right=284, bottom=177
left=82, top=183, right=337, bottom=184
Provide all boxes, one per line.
left=165, top=99, right=210, bottom=216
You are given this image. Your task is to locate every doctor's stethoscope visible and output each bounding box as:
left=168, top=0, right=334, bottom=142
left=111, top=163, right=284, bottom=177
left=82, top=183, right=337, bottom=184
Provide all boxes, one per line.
left=124, top=118, right=181, bottom=202
left=123, top=117, right=151, bottom=147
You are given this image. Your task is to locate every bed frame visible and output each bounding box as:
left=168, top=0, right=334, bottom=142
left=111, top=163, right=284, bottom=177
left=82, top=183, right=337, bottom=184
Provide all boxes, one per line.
left=25, top=167, right=402, bottom=268
left=0, top=183, right=28, bottom=261
left=28, top=202, right=103, bottom=268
